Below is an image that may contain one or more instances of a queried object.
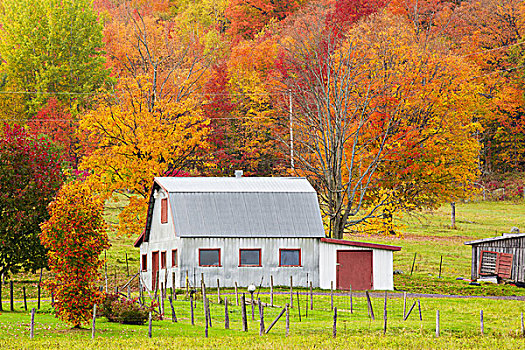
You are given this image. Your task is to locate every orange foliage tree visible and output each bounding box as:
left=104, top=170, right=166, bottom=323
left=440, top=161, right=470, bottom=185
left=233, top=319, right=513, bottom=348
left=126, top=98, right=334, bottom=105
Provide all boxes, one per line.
left=225, top=0, right=302, bottom=39
left=40, top=180, right=109, bottom=328
left=280, top=10, right=483, bottom=238
left=204, top=33, right=286, bottom=176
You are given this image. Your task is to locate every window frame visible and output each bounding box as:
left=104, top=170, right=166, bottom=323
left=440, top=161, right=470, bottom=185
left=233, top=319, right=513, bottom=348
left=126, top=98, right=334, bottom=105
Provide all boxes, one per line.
left=199, top=248, right=221, bottom=267
left=141, top=254, right=147, bottom=271
left=239, top=248, right=262, bottom=267
left=161, top=251, right=167, bottom=269
left=279, top=248, right=301, bottom=267
left=172, top=249, right=178, bottom=267
left=161, top=198, right=168, bottom=224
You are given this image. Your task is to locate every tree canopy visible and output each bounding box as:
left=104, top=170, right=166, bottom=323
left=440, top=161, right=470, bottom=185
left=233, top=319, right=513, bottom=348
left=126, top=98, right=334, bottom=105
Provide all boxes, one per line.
left=0, top=123, right=63, bottom=276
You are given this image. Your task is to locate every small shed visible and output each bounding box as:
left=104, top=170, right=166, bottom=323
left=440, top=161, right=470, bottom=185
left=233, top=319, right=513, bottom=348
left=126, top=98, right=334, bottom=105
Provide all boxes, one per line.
left=465, top=233, right=525, bottom=282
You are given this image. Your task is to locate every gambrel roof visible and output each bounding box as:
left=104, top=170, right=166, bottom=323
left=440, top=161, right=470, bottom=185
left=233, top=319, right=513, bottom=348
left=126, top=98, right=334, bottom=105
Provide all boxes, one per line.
left=138, top=177, right=326, bottom=244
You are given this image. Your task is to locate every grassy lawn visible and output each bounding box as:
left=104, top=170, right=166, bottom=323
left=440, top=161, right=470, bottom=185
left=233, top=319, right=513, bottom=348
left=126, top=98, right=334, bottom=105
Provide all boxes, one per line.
left=345, top=200, right=525, bottom=296
left=2, top=292, right=525, bottom=349
left=2, top=199, right=525, bottom=348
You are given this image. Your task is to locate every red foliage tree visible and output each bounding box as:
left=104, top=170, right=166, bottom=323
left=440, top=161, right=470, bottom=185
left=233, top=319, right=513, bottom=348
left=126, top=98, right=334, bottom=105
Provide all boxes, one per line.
left=27, top=98, right=80, bottom=166
left=0, top=123, right=63, bottom=276
left=226, top=0, right=301, bottom=39
left=40, top=180, right=109, bottom=328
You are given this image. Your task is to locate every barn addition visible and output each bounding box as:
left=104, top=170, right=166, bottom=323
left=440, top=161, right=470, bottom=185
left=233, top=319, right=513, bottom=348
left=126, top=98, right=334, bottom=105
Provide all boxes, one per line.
left=134, top=175, right=401, bottom=291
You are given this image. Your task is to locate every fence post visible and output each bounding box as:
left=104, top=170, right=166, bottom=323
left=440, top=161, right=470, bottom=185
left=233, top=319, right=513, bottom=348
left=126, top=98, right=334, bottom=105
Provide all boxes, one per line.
left=290, top=276, right=293, bottom=308
left=403, top=292, right=407, bottom=319
left=350, top=285, right=353, bottom=313
left=217, top=278, right=220, bottom=304
left=480, top=310, right=484, bottom=336
left=330, top=281, right=334, bottom=311
left=383, top=291, right=387, bottom=335
left=224, top=297, right=229, bottom=329
left=265, top=306, right=287, bottom=334
left=207, top=297, right=213, bottom=328
left=169, top=296, right=177, bottom=322
left=204, top=298, right=209, bottom=338
left=259, top=299, right=265, bottom=336
left=30, top=307, right=35, bottom=339
left=410, top=253, right=417, bottom=275
left=309, top=282, right=313, bottom=311
left=365, top=290, right=375, bottom=320
left=235, top=282, right=239, bottom=306
left=251, top=292, right=255, bottom=321
left=91, top=304, right=96, bottom=339
left=148, top=311, right=152, bottom=338
left=296, top=291, right=301, bottom=322
left=190, top=295, right=194, bottom=326
left=242, top=293, right=248, bottom=332
left=37, top=268, right=42, bottom=310
left=10, top=280, right=14, bottom=311
left=270, top=276, right=274, bottom=307
left=436, top=310, right=440, bottom=337
left=23, top=286, right=27, bottom=311
left=333, top=307, right=337, bottom=338
left=125, top=252, right=129, bottom=277
left=286, top=304, right=290, bottom=336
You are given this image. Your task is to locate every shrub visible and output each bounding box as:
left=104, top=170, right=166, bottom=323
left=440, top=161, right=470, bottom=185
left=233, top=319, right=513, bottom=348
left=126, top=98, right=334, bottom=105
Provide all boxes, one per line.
left=101, top=293, right=159, bottom=325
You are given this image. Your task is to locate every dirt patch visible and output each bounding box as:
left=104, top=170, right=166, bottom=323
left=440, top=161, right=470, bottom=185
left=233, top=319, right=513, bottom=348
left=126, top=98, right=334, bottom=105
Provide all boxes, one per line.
left=401, top=235, right=472, bottom=243
left=344, top=233, right=471, bottom=244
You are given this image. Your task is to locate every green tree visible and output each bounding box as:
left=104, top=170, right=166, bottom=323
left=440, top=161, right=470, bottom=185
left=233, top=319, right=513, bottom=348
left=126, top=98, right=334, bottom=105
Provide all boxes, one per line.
left=0, top=123, right=63, bottom=276
left=0, top=0, right=110, bottom=121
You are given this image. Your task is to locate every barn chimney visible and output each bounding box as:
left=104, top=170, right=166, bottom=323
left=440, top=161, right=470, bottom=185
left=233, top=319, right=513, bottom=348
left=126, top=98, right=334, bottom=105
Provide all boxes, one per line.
left=235, top=170, right=243, bottom=178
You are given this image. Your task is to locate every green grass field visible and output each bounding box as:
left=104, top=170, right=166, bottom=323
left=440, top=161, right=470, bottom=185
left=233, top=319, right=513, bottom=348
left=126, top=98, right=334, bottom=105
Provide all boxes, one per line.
left=2, top=291, right=525, bottom=349
left=1, top=199, right=525, bottom=348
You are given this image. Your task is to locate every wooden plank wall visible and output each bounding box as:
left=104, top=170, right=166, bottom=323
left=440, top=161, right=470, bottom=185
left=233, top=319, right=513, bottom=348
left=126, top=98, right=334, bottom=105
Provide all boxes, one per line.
left=470, top=237, right=525, bottom=282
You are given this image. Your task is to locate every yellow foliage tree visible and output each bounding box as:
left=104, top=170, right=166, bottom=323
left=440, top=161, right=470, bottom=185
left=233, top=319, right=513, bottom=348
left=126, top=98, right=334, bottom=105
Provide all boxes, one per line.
left=80, top=77, right=208, bottom=237
left=80, top=8, right=213, bottom=237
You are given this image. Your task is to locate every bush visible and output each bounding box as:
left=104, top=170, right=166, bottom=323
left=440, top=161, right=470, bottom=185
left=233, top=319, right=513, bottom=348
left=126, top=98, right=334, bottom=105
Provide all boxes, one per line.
left=101, top=293, right=159, bottom=325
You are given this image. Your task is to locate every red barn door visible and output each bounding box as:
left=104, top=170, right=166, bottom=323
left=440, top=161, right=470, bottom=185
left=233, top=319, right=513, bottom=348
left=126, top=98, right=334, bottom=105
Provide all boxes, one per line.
left=152, top=251, right=159, bottom=290
left=336, top=250, right=373, bottom=290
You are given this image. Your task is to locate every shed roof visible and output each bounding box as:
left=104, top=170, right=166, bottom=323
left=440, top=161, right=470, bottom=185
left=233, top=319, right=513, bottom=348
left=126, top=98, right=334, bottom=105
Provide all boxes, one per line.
left=143, top=177, right=325, bottom=241
left=321, top=238, right=401, bottom=251
left=465, top=234, right=525, bottom=246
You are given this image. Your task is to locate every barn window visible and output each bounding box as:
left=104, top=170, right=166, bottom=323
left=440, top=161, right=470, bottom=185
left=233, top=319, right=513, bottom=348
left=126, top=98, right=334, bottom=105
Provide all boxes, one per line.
left=199, top=249, right=221, bottom=267
left=239, top=249, right=261, bottom=267
left=479, top=250, right=513, bottom=279
left=279, top=249, right=301, bottom=267
left=141, top=254, right=147, bottom=271
left=161, top=251, right=167, bottom=269
left=161, top=198, right=168, bottom=224
left=172, top=249, right=178, bottom=267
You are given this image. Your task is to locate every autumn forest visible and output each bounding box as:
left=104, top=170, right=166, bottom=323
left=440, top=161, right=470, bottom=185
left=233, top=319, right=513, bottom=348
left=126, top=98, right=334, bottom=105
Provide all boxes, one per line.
left=1, top=0, right=524, bottom=249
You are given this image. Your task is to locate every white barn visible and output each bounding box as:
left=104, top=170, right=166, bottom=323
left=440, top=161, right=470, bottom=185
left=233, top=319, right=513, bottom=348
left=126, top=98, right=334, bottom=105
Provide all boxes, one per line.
left=135, top=176, right=401, bottom=291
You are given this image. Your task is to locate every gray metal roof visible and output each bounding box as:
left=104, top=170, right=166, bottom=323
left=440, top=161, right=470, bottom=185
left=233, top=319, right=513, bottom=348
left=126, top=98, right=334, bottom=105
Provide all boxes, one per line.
left=155, top=177, right=317, bottom=193
left=465, top=234, right=525, bottom=246
left=156, top=177, right=325, bottom=238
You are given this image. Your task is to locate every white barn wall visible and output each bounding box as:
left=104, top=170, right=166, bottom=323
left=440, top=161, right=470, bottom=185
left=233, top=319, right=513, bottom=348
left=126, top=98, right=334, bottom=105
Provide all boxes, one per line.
left=139, top=189, right=181, bottom=291
left=319, top=242, right=394, bottom=290
left=179, top=237, right=319, bottom=288
left=140, top=237, right=320, bottom=290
